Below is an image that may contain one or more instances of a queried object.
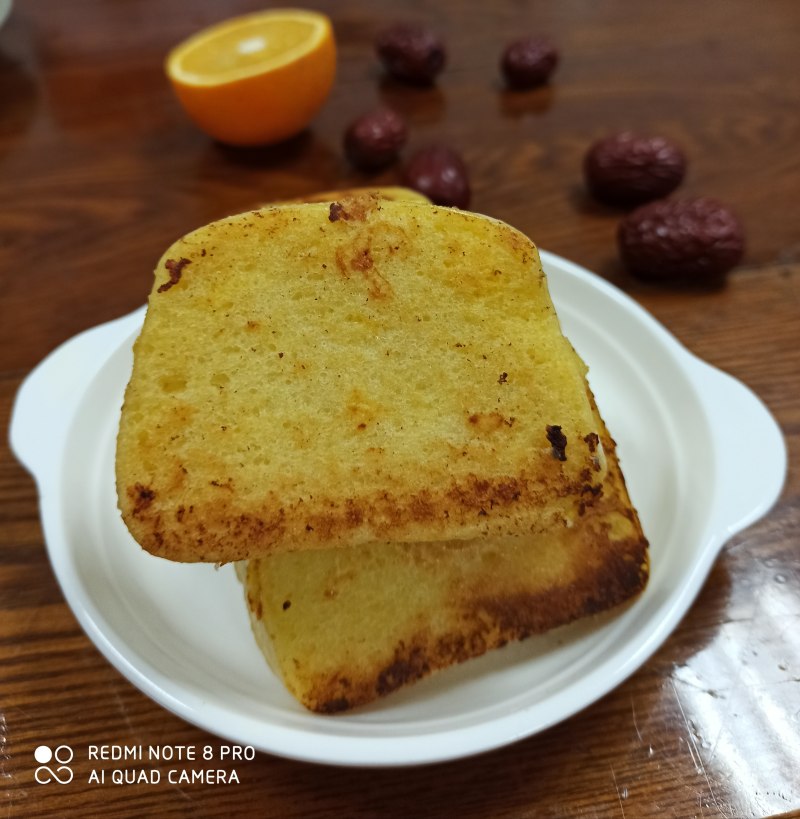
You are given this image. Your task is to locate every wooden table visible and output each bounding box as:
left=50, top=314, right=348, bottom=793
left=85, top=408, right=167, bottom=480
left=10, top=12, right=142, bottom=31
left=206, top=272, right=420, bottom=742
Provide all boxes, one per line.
left=2, top=1, right=798, bottom=816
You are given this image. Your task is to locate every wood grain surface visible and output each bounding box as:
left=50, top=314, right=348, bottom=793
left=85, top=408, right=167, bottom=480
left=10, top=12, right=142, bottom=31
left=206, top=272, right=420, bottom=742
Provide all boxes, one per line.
left=1, top=1, right=799, bottom=817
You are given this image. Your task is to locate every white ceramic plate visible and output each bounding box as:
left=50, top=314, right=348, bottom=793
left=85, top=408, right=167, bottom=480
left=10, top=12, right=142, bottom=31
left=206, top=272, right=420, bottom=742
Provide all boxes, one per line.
left=9, top=251, right=786, bottom=767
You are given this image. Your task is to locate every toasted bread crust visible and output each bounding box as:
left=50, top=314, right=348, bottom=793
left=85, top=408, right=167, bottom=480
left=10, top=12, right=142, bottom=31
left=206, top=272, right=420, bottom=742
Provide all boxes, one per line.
left=307, top=531, right=647, bottom=714
left=122, top=465, right=602, bottom=562
left=117, top=198, right=609, bottom=561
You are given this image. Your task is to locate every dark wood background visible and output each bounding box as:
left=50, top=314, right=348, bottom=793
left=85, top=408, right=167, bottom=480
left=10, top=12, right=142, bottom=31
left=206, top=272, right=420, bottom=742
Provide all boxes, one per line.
left=1, top=1, right=799, bottom=816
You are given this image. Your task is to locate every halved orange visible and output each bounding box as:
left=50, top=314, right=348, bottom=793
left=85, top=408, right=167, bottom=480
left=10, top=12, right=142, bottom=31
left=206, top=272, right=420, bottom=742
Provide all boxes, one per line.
left=166, top=9, right=336, bottom=146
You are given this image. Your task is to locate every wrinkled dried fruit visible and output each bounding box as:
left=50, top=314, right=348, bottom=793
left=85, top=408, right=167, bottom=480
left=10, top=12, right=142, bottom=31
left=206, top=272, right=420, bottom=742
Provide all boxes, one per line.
left=585, top=132, right=687, bottom=206
left=402, top=145, right=470, bottom=209
left=375, top=23, right=446, bottom=85
left=501, top=36, right=559, bottom=89
left=618, top=197, right=745, bottom=283
left=343, top=108, right=408, bottom=171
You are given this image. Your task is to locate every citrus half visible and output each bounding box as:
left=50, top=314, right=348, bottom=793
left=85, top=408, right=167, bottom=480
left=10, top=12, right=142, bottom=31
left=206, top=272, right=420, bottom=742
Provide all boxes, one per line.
left=166, top=9, right=336, bottom=146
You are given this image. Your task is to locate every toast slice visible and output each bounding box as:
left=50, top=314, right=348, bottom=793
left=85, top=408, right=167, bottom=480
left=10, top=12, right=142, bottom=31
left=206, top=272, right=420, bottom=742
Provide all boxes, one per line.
left=117, top=197, right=610, bottom=562
left=237, top=420, right=648, bottom=713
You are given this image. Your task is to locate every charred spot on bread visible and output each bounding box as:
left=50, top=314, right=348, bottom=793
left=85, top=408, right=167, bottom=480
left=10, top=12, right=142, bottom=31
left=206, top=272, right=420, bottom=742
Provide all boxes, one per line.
left=546, top=424, right=568, bottom=461
left=158, top=257, right=190, bottom=293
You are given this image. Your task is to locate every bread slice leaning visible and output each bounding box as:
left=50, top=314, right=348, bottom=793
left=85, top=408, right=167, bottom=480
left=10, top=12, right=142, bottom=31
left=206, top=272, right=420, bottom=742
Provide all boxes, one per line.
left=236, top=414, right=648, bottom=713
left=117, top=196, right=611, bottom=562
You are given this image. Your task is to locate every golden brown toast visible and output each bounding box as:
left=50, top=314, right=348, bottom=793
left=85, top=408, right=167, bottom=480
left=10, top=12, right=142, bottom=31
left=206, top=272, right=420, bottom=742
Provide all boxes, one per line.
left=116, top=196, right=610, bottom=562
left=237, top=421, right=648, bottom=713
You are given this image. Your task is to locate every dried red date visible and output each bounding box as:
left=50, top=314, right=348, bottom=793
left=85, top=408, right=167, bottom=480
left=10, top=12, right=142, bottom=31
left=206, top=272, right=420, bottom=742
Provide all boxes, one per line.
left=584, top=132, right=687, bottom=207
left=402, top=145, right=471, bottom=209
left=375, top=23, right=446, bottom=85
left=618, top=197, right=745, bottom=283
left=501, top=36, right=559, bottom=89
left=343, top=109, right=408, bottom=171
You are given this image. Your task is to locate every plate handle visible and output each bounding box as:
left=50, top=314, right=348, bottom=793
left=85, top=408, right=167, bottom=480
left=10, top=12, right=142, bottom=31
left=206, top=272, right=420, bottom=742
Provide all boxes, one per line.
left=689, top=358, right=787, bottom=539
left=9, top=309, right=144, bottom=483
